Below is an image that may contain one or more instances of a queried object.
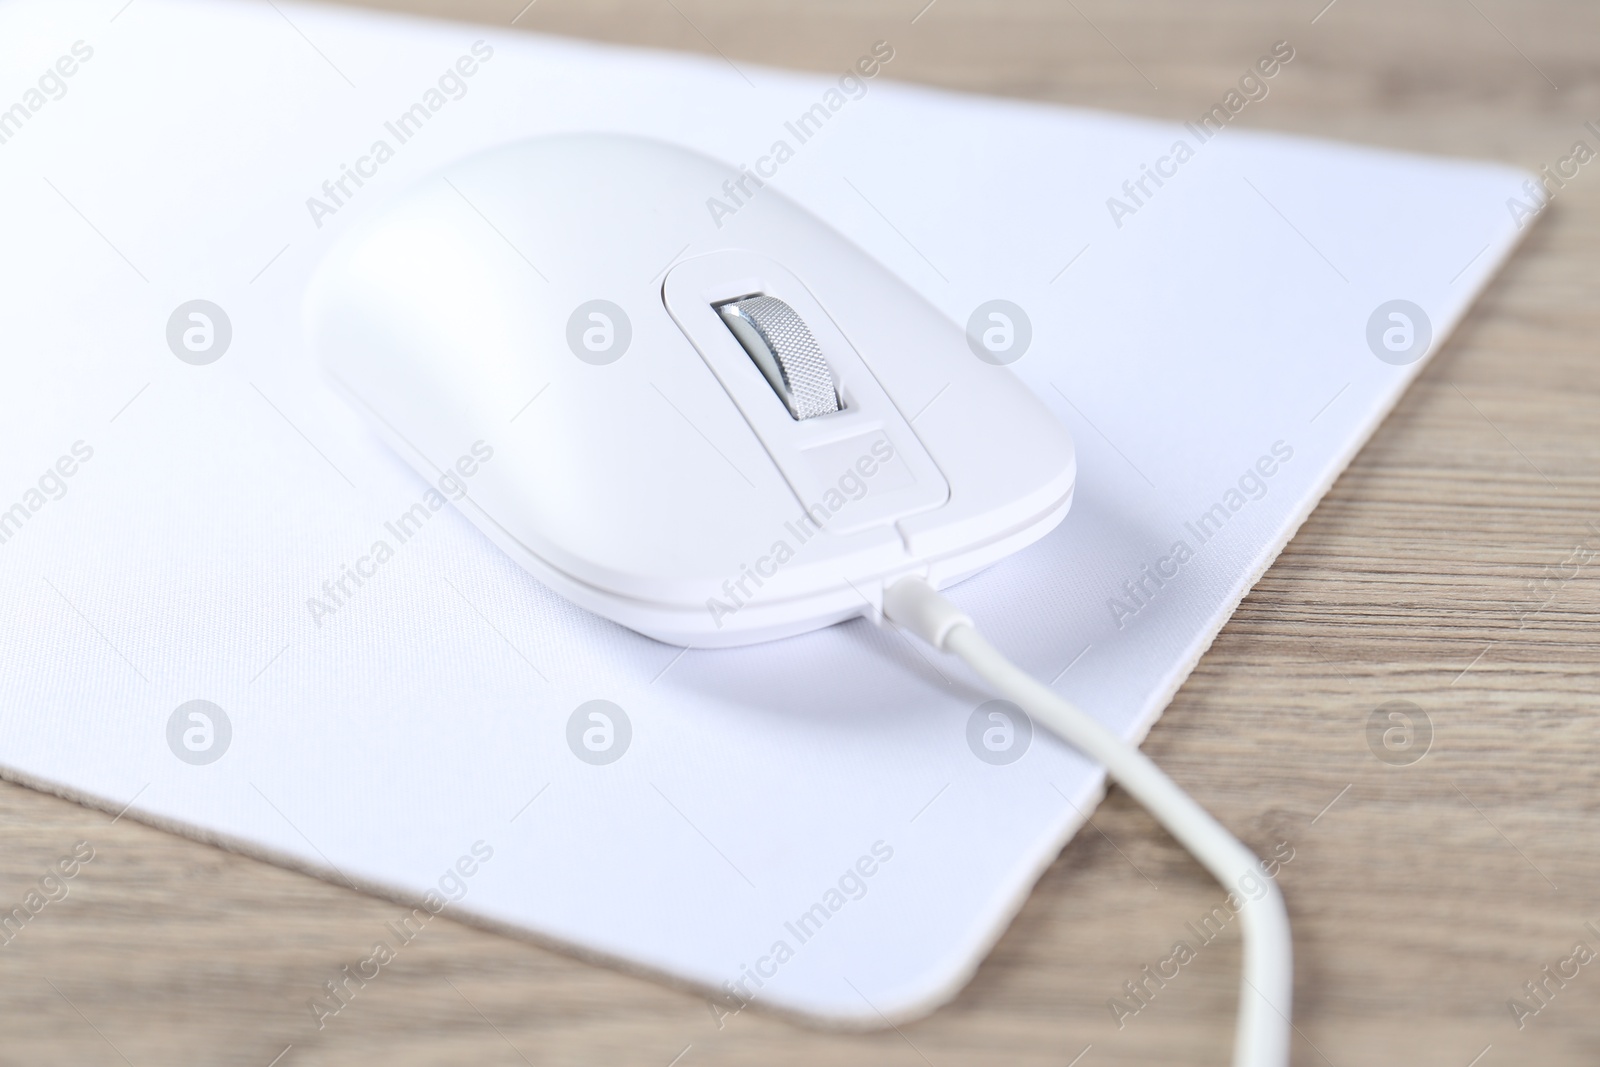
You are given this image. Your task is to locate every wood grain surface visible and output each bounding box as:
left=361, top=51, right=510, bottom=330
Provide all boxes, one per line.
left=4, top=1, right=1598, bottom=1064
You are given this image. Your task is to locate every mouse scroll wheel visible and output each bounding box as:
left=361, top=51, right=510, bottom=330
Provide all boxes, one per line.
left=716, top=295, right=841, bottom=420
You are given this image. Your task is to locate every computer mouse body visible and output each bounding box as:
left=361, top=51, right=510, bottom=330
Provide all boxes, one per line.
left=305, top=133, right=1074, bottom=647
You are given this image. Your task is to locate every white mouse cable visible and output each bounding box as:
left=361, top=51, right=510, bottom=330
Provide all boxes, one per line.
left=881, top=576, right=1292, bottom=1067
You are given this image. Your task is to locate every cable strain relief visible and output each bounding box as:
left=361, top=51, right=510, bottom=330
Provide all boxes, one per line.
left=882, top=576, right=973, bottom=650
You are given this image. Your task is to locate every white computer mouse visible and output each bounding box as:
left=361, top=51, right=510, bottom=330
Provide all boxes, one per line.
left=305, top=133, right=1074, bottom=647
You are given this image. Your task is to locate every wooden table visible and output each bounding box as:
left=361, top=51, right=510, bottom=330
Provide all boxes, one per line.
left=4, top=1, right=1597, bottom=1063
